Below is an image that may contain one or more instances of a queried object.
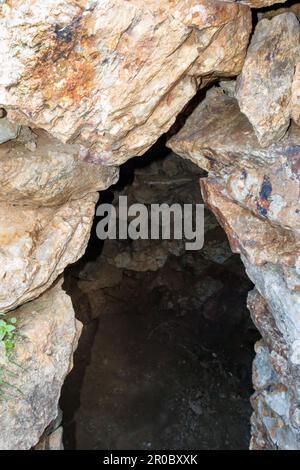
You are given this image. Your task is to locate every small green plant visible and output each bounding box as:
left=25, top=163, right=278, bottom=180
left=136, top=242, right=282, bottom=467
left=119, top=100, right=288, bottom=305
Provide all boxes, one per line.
left=0, top=313, right=20, bottom=400
left=0, top=315, right=17, bottom=358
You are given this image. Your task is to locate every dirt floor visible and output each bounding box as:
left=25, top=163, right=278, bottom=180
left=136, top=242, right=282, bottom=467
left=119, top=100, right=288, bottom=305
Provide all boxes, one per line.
left=61, top=152, right=259, bottom=450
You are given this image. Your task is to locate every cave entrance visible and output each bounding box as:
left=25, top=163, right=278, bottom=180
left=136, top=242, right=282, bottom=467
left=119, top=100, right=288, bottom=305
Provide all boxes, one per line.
left=60, top=141, right=259, bottom=450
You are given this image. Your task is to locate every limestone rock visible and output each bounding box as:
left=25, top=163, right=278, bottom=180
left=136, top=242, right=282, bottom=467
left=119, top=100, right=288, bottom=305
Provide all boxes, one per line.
left=169, top=79, right=300, bottom=449
left=0, top=0, right=251, bottom=165
left=0, top=193, right=98, bottom=312
left=253, top=340, right=278, bottom=391
left=248, top=289, right=288, bottom=362
left=168, top=85, right=300, bottom=338
left=200, top=177, right=299, bottom=270
left=200, top=178, right=300, bottom=357
left=219, top=79, right=236, bottom=97
left=0, top=129, right=119, bottom=207
left=251, top=384, right=299, bottom=450
left=239, top=0, right=288, bottom=7
left=188, top=5, right=251, bottom=79
left=168, top=87, right=300, bottom=233
left=0, top=278, right=82, bottom=450
left=236, top=13, right=300, bottom=147
left=291, top=63, right=300, bottom=127
left=258, top=3, right=300, bottom=21
left=0, top=116, right=20, bottom=144
left=248, top=292, right=300, bottom=450
left=243, top=257, right=300, bottom=348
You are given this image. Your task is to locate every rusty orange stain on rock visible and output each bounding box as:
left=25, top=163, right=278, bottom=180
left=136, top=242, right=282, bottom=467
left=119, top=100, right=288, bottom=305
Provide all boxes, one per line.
left=166, top=93, right=173, bottom=106
left=60, top=60, right=95, bottom=102
left=26, top=14, right=98, bottom=107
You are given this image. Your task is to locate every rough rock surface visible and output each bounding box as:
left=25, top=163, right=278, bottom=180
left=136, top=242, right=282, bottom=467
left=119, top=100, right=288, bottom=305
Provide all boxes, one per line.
left=240, top=0, right=288, bottom=7
left=0, top=193, right=98, bottom=312
left=0, top=0, right=298, bottom=452
left=248, top=291, right=300, bottom=450
left=168, top=87, right=300, bottom=233
left=0, top=278, right=82, bottom=450
left=168, top=86, right=300, bottom=449
left=0, top=128, right=118, bottom=206
left=291, top=63, right=300, bottom=128
left=200, top=178, right=299, bottom=270
left=236, top=13, right=300, bottom=147
left=0, top=116, right=20, bottom=144
left=0, top=0, right=251, bottom=165
left=258, top=3, right=300, bottom=21
left=242, top=257, right=300, bottom=353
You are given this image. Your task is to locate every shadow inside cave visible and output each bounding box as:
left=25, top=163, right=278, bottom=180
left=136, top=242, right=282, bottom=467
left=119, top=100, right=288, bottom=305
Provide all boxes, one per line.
left=60, top=139, right=259, bottom=450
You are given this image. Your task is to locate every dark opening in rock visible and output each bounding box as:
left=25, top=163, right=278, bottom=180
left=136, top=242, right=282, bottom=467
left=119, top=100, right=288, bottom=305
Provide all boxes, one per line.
left=61, top=144, right=259, bottom=450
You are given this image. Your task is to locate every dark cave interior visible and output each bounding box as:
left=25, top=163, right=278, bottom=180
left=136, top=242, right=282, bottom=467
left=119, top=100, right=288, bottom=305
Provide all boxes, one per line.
left=60, top=141, right=260, bottom=450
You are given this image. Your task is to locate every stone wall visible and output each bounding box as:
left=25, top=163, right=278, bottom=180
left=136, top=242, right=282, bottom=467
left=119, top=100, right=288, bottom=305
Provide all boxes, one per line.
left=168, top=10, right=300, bottom=446
left=0, top=0, right=299, bottom=449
